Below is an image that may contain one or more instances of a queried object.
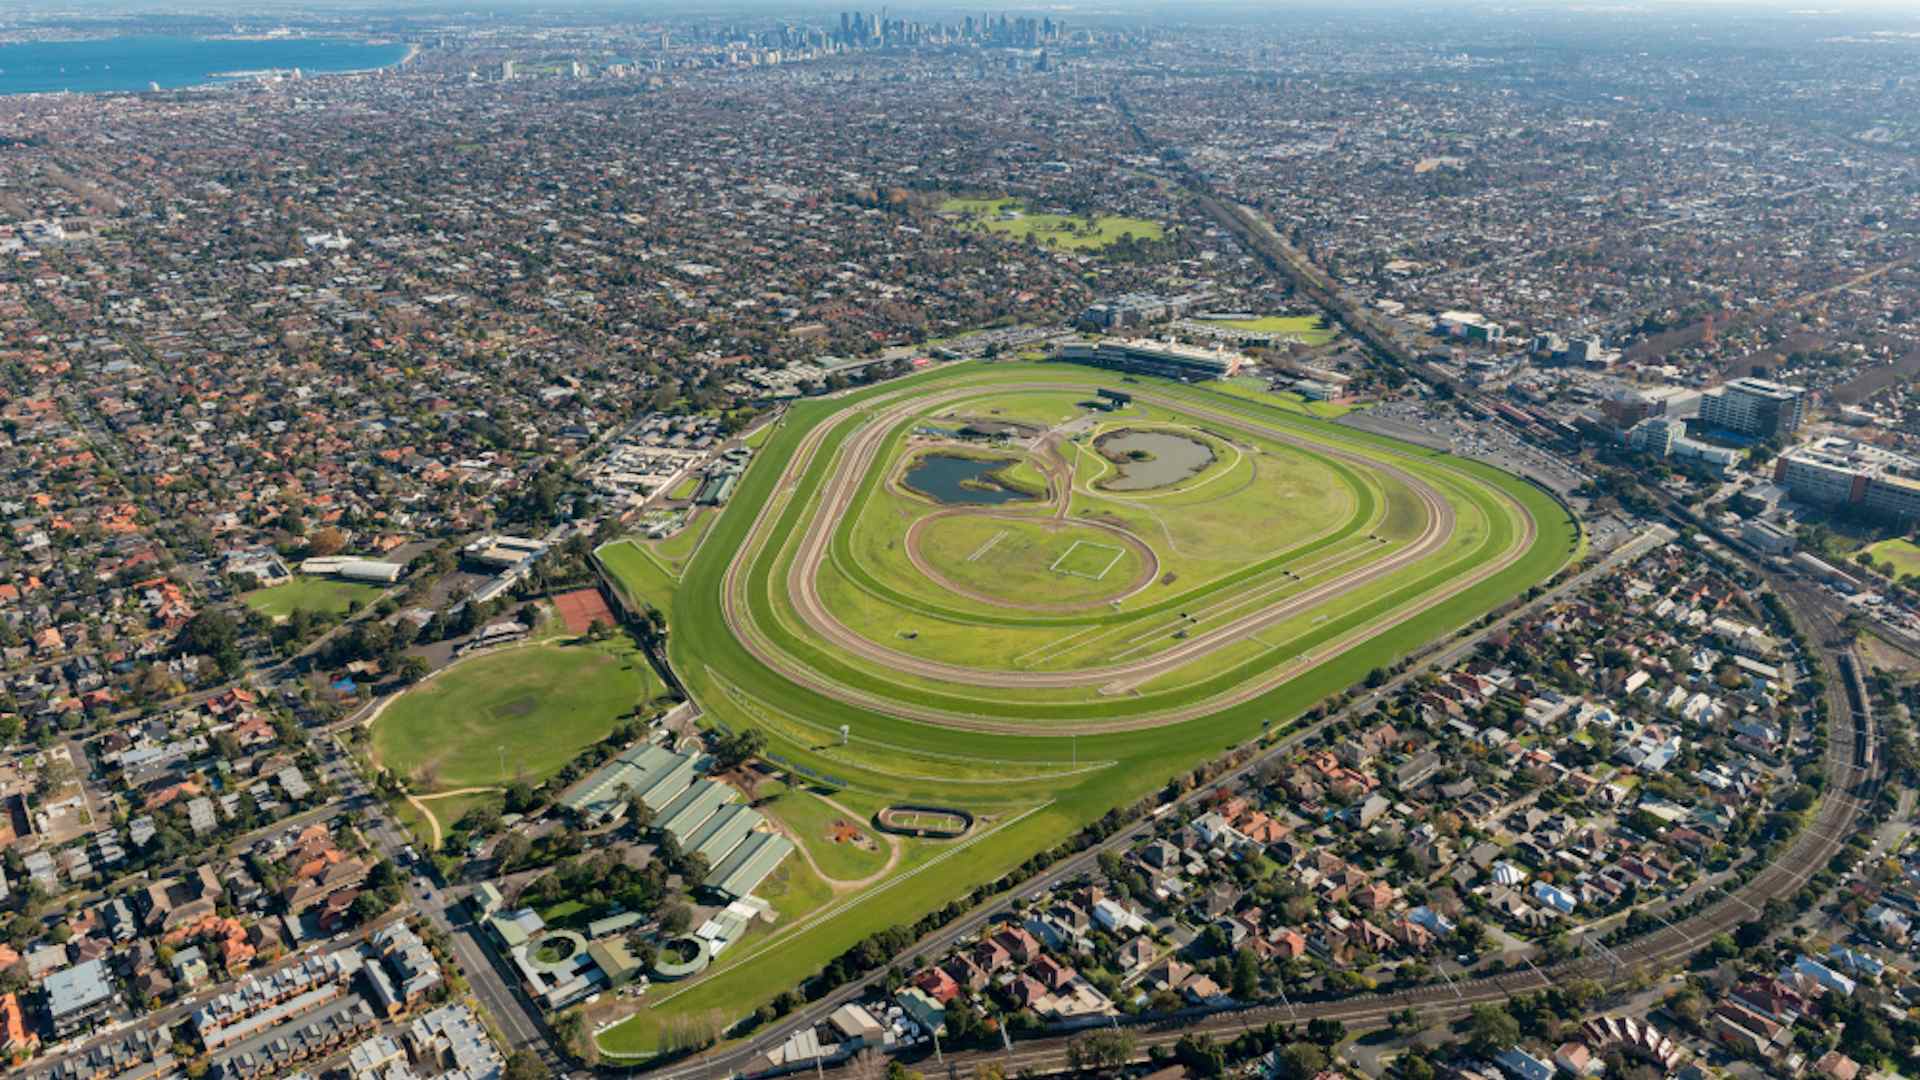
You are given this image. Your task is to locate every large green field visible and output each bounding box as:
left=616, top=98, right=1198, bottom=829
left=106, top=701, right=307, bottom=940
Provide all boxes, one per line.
left=593, top=360, right=1579, bottom=1060
left=371, top=638, right=662, bottom=791
left=940, top=196, right=1164, bottom=251
left=242, top=575, right=387, bottom=619
left=1214, top=314, right=1339, bottom=346
left=1864, top=537, right=1920, bottom=579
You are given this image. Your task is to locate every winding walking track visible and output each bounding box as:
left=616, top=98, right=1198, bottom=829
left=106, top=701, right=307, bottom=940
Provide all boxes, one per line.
left=717, top=378, right=1538, bottom=735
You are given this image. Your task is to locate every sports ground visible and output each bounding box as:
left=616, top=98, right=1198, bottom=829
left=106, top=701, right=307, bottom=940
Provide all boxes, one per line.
left=590, top=360, right=1578, bottom=1057
left=241, top=575, right=386, bottom=619
left=1214, top=314, right=1339, bottom=346
left=370, top=635, right=663, bottom=793
left=939, top=196, right=1165, bottom=251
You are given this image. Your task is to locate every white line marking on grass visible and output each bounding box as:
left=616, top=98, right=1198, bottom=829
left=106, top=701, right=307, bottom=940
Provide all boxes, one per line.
left=1050, top=540, right=1126, bottom=580
left=1010, top=622, right=1109, bottom=668
left=967, top=529, right=1010, bottom=563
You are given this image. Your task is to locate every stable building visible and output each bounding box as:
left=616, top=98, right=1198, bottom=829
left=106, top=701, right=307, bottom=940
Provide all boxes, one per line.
left=557, top=743, right=699, bottom=826
left=706, top=832, right=796, bottom=901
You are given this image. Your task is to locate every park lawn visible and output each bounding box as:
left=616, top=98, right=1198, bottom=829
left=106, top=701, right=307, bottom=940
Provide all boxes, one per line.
left=1217, top=314, right=1338, bottom=346
left=744, top=423, right=778, bottom=449
left=242, top=576, right=386, bottom=619
left=372, top=638, right=658, bottom=792
left=1865, top=537, right=1920, bottom=578
left=598, top=540, right=679, bottom=625
left=418, top=790, right=500, bottom=841
left=762, top=788, right=891, bottom=883
left=667, top=474, right=701, bottom=501
left=392, top=798, right=436, bottom=852
left=939, top=196, right=1164, bottom=252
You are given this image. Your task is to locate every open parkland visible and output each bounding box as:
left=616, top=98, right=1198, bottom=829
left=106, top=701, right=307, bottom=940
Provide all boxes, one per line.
left=568, top=358, right=1580, bottom=1060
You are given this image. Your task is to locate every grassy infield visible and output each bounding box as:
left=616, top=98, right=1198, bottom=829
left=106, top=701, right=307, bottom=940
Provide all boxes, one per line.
left=590, top=361, right=1580, bottom=1058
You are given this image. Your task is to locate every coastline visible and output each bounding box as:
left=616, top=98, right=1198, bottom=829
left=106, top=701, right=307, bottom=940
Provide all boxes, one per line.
left=0, top=35, right=417, bottom=97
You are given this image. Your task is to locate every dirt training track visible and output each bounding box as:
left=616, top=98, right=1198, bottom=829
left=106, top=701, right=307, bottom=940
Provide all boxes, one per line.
left=714, top=377, right=1542, bottom=734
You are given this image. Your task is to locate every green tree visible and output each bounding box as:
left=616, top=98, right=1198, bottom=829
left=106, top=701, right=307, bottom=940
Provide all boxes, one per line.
left=714, top=728, right=766, bottom=770
left=659, top=901, right=692, bottom=935
left=1231, top=948, right=1261, bottom=999
left=1468, top=1004, right=1521, bottom=1054
left=1306, top=1018, right=1346, bottom=1046
left=1068, top=1030, right=1136, bottom=1070
left=1279, top=1043, right=1328, bottom=1080
left=503, top=1051, right=549, bottom=1080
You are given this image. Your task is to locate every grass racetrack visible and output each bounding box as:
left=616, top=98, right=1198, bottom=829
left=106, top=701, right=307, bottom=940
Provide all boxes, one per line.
left=372, top=637, right=660, bottom=791
left=594, top=359, right=1579, bottom=1059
